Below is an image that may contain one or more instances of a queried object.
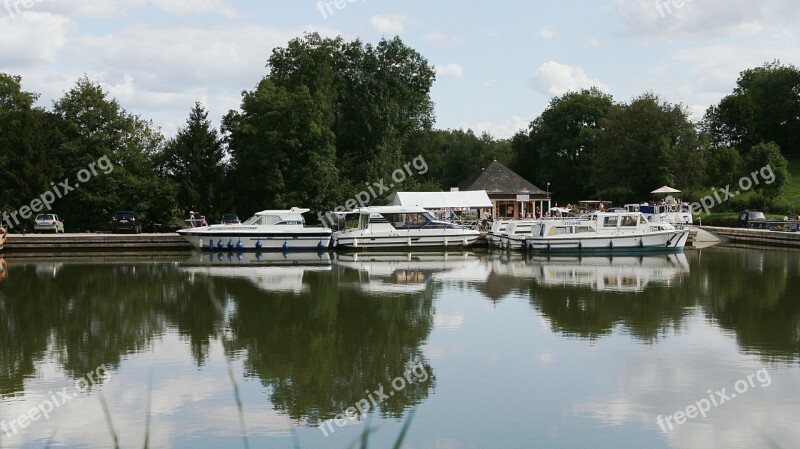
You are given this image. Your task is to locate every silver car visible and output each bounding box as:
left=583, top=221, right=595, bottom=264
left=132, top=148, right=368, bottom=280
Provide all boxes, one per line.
left=34, top=214, right=65, bottom=233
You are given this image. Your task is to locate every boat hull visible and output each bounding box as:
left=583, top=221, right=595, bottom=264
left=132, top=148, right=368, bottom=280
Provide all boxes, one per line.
left=525, top=229, right=689, bottom=253
left=177, top=230, right=332, bottom=251
left=333, top=230, right=481, bottom=249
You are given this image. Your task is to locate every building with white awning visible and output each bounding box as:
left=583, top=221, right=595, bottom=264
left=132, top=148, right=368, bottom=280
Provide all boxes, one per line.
left=388, top=190, right=493, bottom=219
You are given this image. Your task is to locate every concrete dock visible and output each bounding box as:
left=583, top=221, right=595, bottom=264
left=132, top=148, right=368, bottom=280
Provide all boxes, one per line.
left=700, top=226, right=800, bottom=249
left=1, top=233, right=192, bottom=252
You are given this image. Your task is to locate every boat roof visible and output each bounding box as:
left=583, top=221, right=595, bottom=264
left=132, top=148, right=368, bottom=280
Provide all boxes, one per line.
left=254, top=207, right=310, bottom=216
left=346, top=205, right=428, bottom=214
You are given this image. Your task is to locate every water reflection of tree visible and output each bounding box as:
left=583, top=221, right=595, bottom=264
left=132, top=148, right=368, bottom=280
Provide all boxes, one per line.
left=695, top=248, right=800, bottom=362
left=516, top=248, right=800, bottom=362
left=222, top=267, right=436, bottom=424
left=0, top=263, right=179, bottom=396
left=0, top=259, right=435, bottom=424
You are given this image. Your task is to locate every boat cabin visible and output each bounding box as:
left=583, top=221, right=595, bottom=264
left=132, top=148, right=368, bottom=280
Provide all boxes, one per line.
left=350, top=206, right=462, bottom=232
left=242, top=208, right=310, bottom=227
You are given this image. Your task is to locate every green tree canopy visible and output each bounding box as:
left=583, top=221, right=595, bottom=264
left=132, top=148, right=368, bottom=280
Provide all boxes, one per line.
left=704, top=61, right=800, bottom=157
left=160, top=102, right=226, bottom=219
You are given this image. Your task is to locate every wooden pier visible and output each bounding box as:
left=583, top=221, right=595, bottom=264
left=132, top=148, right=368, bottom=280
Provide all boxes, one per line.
left=700, top=226, right=800, bottom=249
left=1, top=233, right=192, bottom=252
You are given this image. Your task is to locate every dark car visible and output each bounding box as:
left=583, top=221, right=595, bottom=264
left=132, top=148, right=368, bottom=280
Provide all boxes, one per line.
left=736, top=210, right=766, bottom=228
left=220, top=214, right=241, bottom=225
left=112, top=211, right=142, bottom=234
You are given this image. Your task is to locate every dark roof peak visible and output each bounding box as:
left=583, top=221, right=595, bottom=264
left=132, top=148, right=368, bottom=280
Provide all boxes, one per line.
left=459, top=160, right=548, bottom=196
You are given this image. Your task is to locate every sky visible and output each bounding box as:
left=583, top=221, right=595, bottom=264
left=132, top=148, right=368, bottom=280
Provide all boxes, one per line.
left=1, top=0, right=799, bottom=139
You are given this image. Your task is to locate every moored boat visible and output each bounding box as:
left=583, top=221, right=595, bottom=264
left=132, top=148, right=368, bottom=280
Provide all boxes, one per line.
left=525, top=212, right=689, bottom=253
left=332, top=206, right=481, bottom=249
left=177, top=207, right=331, bottom=251
left=499, top=220, right=537, bottom=251
left=487, top=219, right=513, bottom=248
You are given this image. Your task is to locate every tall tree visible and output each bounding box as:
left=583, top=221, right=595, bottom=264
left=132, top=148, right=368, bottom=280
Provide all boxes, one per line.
left=224, top=80, right=340, bottom=218
left=53, top=77, right=173, bottom=231
left=704, top=61, right=800, bottom=157
left=0, top=74, right=61, bottom=229
left=524, top=88, right=614, bottom=201
left=591, top=94, right=701, bottom=203
left=161, top=102, right=226, bottom=218
left=227, top=33, right=437, bottom=216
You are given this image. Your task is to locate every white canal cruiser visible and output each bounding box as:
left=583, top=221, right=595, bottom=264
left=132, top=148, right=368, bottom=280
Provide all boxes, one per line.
left=498, top=220, right=538, bottom=251
left=524, top=212, right=689, bottom=253
left=177, top=208, right=332, bottom=251
left=332, top=206, right=481, bottom=249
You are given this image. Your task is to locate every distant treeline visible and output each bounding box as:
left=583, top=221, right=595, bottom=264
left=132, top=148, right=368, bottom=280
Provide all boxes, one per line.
left=1, top=33, right=798, bottom=231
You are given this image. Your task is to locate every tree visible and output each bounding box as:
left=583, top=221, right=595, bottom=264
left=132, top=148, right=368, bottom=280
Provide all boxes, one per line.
left=161, top=102, right=226, bottom=218
left=224, top=80, right=340, bottom=218
left=524, top=88, right=614, bottom=201
left=227, top=33, right=437, bottom=216
left=0, top=74, right=62, bottom=230
left=704, top=61, right=800, bottom=157
left=705, top=146, right=744, bottom=190
left=591, top=94, right=701, bottom=203
left=53, top=77, right=173, bottom=231
left=744, top=142, right=789, bottom=198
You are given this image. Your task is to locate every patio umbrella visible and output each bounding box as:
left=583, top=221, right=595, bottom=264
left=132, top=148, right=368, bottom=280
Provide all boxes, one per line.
left=650, top=186, right=681, bottom=194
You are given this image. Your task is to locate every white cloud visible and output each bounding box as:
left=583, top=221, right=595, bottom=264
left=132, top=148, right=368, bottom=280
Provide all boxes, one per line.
left=588, top=38, right=602, bottom=48
left=0, top=12, right=70, bottom=67
left=147, top=0, right=239, bottom=18
left=615, top=0, right=800, bottom=40
left=12, top=0, right=239, bottom=19
left=529, top=61, right=608, bottom=97
left=435, top=63, right=464, bottom=78
left=422, top=32, right=464, bottom=45
left=370, top=15, right=405, bottom=34
left=467, top=115, right=531, bottom=139
left=535, top=25, right=558, bottom=39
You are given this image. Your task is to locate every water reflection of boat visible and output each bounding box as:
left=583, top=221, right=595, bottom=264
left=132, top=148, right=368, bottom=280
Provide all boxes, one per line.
left=180, top=251, right=332, bottom=294
left=528, top=253, right=690, bottom=292
left=334, top=251, right=485, bottom=294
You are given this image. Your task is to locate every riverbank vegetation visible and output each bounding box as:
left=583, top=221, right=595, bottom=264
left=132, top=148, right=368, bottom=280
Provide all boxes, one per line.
left=1, top=34, right=798, bottom=230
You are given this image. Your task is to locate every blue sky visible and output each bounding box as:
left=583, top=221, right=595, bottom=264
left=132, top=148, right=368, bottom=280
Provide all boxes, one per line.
left=1, top=0, right=798, bottom=138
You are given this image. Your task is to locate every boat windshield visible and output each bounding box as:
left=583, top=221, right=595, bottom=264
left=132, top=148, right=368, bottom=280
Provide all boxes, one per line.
left=380, top=211, right=450, bottom=229
left=242, top=214, right=284, bottom=226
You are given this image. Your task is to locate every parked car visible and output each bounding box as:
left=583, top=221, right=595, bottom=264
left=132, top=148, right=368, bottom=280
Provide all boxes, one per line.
left=34, top=214, right=65, bottom=233
left=736, top=210, right=766, bottom=228
left=111, top=211, right=142, bottom=234
left=220, top=213, right=241, bottom=225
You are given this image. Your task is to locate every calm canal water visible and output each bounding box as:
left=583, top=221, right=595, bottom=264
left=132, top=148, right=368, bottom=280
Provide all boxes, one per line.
left=0, top=246, right=798, bottom=449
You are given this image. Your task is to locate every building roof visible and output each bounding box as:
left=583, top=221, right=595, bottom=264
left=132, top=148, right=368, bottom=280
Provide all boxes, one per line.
left=389, top=190, right=493, bottom=209
left=459, top=160, right=548, bottom=196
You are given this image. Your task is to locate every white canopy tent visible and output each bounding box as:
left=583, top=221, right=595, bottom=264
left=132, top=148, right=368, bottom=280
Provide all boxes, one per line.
left=389, top=191, right=493, bottom=210
left=651, top=186, right=682, bottom=194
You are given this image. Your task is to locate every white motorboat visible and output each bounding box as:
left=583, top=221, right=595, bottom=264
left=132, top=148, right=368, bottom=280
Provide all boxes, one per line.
left=332, top=206, right=481, bottom=249
left=498, top=220, right=538, bottom=251
left=177, top=207, right=332, bottom=251
left=624, top=197, right=693, bottom=226
left=487, top=219, right=513, bottom=248
left=525, top=212, right=689, bottom=253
